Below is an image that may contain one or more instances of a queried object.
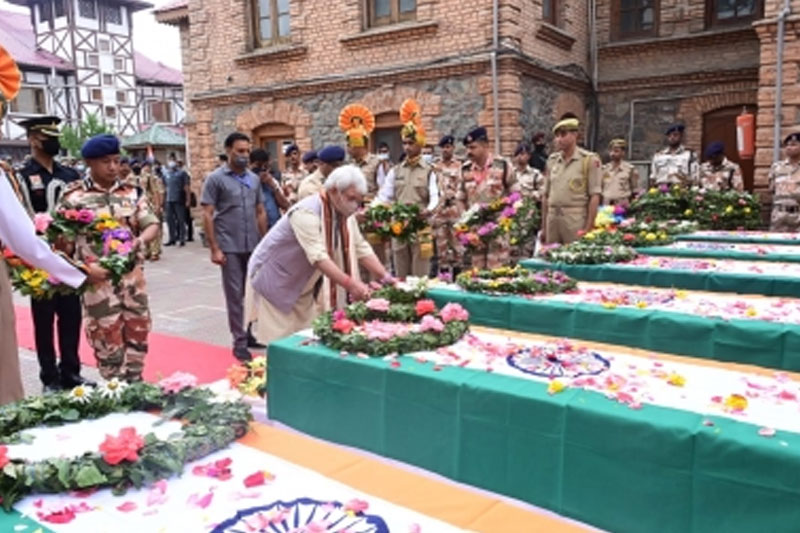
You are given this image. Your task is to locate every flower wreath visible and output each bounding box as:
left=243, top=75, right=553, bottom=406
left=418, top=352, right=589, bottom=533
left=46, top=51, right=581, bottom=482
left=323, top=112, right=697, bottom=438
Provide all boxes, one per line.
left=2, top=247, right=82, bottom=300
left=312, top=285, right=470, bottom=356
left=227, top=356, right=267, bottom=398
left=541, top=242, right=638, bottom=265
left=0, top=375, right=251, bottom=510
left=454, top=192, right=539, bottom=250
left=360, top=203, right=429, bottom=243
left=455, top=265, right=578, bottom=295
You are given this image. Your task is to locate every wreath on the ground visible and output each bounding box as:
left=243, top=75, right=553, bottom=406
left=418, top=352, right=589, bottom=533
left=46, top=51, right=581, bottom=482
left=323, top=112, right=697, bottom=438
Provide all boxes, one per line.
left=541, top=242, right=638, bottom=265
left=0, top=375, right=251, bottom=510
left=455, top=265, right=578, bottom=295
left=312, top=285, right=470, bottom=356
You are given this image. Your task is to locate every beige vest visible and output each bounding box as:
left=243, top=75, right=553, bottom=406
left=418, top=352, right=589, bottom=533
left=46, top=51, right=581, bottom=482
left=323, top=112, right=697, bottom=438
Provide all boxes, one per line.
left=395, top=161, right=432, bottom=206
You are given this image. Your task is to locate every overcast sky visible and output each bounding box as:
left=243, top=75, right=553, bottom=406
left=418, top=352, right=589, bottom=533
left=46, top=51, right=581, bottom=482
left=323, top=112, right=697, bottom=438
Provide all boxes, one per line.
left=0, top=0, right=183, bottom=70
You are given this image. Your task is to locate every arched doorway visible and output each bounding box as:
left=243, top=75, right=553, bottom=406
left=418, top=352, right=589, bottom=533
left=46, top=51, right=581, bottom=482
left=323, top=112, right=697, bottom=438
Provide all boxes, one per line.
left=253, top=122, right=295, bottom=173
left=371, top=112, right=402, bottom=163
left=702, top=106, right=756, bottom=191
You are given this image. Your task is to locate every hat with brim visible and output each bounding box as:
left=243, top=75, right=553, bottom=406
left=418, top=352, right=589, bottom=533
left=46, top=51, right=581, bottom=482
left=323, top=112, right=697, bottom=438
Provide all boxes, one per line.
left=552, top=118, right=579, bottom=134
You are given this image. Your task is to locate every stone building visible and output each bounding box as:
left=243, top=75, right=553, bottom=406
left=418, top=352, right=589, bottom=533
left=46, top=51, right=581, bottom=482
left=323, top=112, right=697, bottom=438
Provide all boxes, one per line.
left=158, top=0, right=799, bottom=203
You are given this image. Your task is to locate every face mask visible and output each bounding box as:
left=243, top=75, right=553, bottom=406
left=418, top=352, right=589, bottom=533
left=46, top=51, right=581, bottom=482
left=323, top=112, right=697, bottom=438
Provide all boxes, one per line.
left=167, top=161, right=176, bottom=169
left=233, top=155, right=249, bottom=169
left=42, top=138, right=61, bottom=156
left=75, top=164, right=86, bottom=172
left=378, top=153, right=389, bottom=161
left=132, top=167, right=142, bottom=176
left=422, top=154, right=433, bottom=165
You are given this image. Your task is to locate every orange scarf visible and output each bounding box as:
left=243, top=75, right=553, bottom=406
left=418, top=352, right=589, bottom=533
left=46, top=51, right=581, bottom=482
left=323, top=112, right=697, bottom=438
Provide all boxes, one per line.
left=320, top=190, right=351, bottom=309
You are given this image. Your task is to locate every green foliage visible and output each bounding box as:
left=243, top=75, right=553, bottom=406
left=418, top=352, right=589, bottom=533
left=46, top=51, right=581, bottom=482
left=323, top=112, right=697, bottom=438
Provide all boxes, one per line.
left=59, top=113, right=115, bottom=158
left=361, top=203, right=429, bottom=242
left=0, top=382, right=252, bottom=510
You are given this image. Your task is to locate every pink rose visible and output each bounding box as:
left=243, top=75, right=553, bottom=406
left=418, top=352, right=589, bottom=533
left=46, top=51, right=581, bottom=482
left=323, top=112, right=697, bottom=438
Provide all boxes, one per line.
left=33, top=213, right=52, bottom=233
left=77, top=209, right=95, bottom=223
left=440, top=302, right=469, bottom=323
left=158, top=371, right=198, bottom=394
left=420, top=315, right=445, bottom=332
left=332, top=309, right=346, bottom=321
left=366, top=298, right=390, bottom=312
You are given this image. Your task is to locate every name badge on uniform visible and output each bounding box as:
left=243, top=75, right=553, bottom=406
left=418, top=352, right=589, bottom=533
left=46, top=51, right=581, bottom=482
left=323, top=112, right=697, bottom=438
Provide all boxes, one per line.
left=29, top=174, right=44, bottom=190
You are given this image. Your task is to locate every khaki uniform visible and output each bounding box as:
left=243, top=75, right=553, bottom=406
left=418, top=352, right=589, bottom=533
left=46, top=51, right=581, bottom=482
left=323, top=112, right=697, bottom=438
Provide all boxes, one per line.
left=601, top=160, right=639, bottom=204
left=282, top=167, right=308, bottom=205
left=514, top=165, right=545, bottom=202
left=698, top=157, right=743, bottom=192
left=58, top=178, right=158, bottom=381
left=650, top=146, right=699, bottom=187
left=354, top=153, right=387, bottom=272
left=457, top=155, right=517, bottom=269
left=433, top=158, right=463, bottom=270
left=769, top=158, right=800, bottom=231
left=140, top=169, right=165, bottom=259
left=391, top=159, right=435, bottom=278
left=297, top=169, right=324, bottom=201
left=544, top=148, right=603, bottom=244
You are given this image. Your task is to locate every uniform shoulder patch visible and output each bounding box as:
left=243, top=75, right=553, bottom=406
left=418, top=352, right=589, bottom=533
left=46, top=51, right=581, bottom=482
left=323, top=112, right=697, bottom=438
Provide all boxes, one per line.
left=61, top=179, right=85, bottom=195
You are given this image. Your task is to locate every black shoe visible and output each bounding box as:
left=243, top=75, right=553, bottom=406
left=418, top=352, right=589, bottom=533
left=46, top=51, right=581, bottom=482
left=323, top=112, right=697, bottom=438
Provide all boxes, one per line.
left=187, top=238, right=194, bottom=242
left=179, top=242, right=185, bottom=247
left=247, top=334, right=266, bottom=349
left=165, top=242, right=176, bottom=247
left=43, top=382, right=62, bottom=394
left=61, top=374, right=96, bottom=389
left=233, top=347, right=253, bottom=362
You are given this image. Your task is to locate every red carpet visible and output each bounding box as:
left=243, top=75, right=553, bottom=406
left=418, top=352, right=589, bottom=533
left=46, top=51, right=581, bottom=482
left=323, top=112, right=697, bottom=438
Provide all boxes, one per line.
left=14, top=305, right=235, bottom=383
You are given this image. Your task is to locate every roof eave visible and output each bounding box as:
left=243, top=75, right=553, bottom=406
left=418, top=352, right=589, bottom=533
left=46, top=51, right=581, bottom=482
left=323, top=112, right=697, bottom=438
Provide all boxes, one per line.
left=154, top=7, right=189, bottom=25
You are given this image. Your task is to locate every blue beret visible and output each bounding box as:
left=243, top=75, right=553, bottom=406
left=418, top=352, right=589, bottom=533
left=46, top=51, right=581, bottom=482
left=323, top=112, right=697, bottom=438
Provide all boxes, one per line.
left=665, top=123, right=685, bottom=135
left=704, top=141, right=725, bottom=158
left=301, top=150, right=317, bottom=163
left=284, top=143, right=300, bottom=156
left=463, top=126, right=488, bottom=146
left=784, top=132, right=800, bottom=145
left=318, top=145, right=346, bottom=164
left=438, top=135, right=455, bottom=148
left=514, top=142, right=532, bottom=157
left=81, top=134, right=120, bottom=159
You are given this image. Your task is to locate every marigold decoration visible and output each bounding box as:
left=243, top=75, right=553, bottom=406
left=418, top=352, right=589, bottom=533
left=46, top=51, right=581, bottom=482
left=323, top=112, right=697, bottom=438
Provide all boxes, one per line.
left=0, top=376, right=251, bottom=510
left=399, top=98, right=425, bottom=146
left=339, top=103, right=375, bottom=148
left=360, top=202, right=429, bottom=243
left=312, top=284, right=469, bottom=356
left=227, top=356, right=267, bottom=397
left=3, top=247, right=82, bottom=300
left=456, top=265, right=577, bottom=295
left=628, top=186, right=761, bottom=230
left=0, top=44, right=22, bottom=119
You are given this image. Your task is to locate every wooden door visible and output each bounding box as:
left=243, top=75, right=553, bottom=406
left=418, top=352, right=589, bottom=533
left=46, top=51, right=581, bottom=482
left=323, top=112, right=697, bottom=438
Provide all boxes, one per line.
left=702, top=105, right=755, bottom=191
left=253, top=122, right=295, bottom=173
left=371, top=111, right=403, bottom=163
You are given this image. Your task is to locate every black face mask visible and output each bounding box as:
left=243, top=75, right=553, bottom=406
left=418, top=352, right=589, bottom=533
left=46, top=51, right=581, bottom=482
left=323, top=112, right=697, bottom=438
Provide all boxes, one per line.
left=132, top=167, right=142, bottom=176
left=41, top=137, right=61, bottom=156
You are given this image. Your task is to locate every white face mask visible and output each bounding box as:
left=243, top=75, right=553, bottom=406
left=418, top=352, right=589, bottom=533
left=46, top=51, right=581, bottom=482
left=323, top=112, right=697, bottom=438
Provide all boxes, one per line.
left=422, top=154, right=434, bottom=164
left=167, top=161, right=176, bottom=169
left=378, top=153, right=390, bottom=161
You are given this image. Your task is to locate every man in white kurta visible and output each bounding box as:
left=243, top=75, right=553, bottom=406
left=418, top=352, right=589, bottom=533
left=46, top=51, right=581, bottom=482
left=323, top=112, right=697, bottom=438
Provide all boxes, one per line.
left=248, top=165, right=392, bottom=344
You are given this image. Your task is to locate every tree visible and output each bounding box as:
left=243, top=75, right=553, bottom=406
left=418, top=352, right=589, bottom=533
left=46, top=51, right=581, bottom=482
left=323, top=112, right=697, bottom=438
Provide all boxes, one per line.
left=60, top=113, right=115, bottom=158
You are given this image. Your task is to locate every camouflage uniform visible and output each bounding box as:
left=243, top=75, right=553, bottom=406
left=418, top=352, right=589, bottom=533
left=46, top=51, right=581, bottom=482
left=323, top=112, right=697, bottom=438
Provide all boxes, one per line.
left=769, top=158, right=800, bottom=231
left=544, top=148, right=603, bottom=244
left=698, top=157, right=743, bottom=192
left=140, top=168, right=165, bottom=259
left=58, top=178, right=158, bottom=381
left=601, top=160, right=639, bottom=205
left=457, top=155, right=517, bottom=269
left=512, top=164, right=544, bottom=258
left=282, top=166, right=308, bottom=205
left=650, top=146, right=699, bottom=187
left=433, top=158, right=463, bottom=271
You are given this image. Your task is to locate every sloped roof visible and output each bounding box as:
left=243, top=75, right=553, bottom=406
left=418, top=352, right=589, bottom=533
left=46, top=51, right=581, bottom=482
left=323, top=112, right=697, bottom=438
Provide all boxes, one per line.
left=153, top=0, right=187, bottom=13
left=0, top=8, right=183, bottom=86
left=121, top=123, right=185, bottom=148
left=0, top=11, right=73, bottom=71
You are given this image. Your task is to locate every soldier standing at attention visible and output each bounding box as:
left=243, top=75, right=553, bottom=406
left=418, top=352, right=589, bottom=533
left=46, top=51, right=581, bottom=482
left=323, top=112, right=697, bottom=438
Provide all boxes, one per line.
left=433, top=135, right=463, bottom=276
left=137, top=160, right=166, bottom=260
left=650, top=124, right=698, bottom=187
left=58, top=134, right=160, bottom=382
left=375, top=99, right=439, bottom=278
left=457, top=126, right=517, bottom=268
left=699, top=141, right=743, bottom=192
left=512, top=142, right=544, bottom=202
left=298, top=145, right=346, bottom=201
left=16, top=116, right=90, bottom=392
left=540, top=117, right=603, bottom=245
left=602, top=138, right=640, bottom=205
left=770, top=132, right=800, bottom=231
left=281, top=143, right=307, bottom=205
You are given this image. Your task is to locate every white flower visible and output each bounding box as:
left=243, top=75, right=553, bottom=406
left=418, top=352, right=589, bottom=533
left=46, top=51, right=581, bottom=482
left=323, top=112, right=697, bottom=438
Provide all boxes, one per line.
left=99, top=378, right=127, bottom=400
left=69, top=384, right=93, bottom=403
